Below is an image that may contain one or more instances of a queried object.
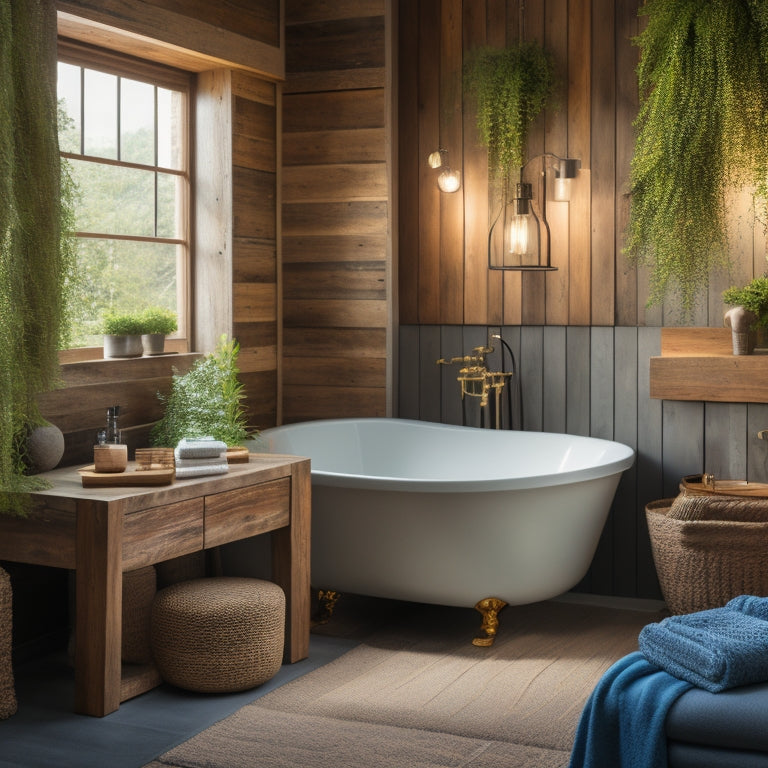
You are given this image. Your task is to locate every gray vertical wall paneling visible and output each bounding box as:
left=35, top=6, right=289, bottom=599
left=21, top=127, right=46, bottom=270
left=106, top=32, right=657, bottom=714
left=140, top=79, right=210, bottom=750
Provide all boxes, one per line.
left=590, top=327, right=615, bottom=440
left=542, top=326, right=567, bottom=434
left=636, top=326, right=663, bottom=598
left=418, top=326, right=442, bottom=423
left=566, top=327, right=591, bottom=436
left=612, top=326, right=639, bottom=597
left=661, top=400, right=704, bottom=497
left=704, top=403, right=747, bottom=480
left=520, top=326, right=545, bottom=431
left=399, top=325, right=420, bottom=420
left=587, top=327, right=616, bottom=594
left=747, top=403, right=768, bottom=482
left=440, top=325, right=465, bottom=426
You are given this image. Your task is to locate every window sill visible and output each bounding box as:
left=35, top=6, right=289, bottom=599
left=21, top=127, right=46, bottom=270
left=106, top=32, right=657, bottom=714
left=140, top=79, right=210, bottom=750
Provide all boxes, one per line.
left=650, top=328, right=768, bottom=403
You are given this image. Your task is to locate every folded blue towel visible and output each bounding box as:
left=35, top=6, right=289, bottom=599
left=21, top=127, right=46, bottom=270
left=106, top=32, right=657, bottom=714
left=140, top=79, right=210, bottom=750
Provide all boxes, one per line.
left=639, top=596, right=768, bottom=693
left=569, top=652, right=692, bottom=768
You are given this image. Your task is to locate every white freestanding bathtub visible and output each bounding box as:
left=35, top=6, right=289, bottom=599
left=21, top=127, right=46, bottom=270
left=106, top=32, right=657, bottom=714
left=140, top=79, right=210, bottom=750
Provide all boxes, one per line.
left=252, top=418, right=634, bottom=610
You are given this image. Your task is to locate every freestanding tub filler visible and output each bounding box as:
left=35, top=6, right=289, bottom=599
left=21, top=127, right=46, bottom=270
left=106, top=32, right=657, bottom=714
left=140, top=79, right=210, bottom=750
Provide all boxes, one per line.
left=253, top=418, right=635, bottom=644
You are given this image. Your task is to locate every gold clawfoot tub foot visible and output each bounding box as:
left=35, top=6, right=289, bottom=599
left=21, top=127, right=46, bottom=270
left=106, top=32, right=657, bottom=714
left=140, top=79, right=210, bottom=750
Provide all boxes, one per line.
left=472, top=597, right=507, bottom=647
left=312, top=589, right=341, bottom=626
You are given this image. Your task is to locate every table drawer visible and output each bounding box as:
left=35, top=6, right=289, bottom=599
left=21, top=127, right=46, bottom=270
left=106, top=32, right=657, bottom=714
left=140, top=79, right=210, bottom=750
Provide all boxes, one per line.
left=123, top=497, right=204, bottom=570
left=204, top=478, right=290, bottom=548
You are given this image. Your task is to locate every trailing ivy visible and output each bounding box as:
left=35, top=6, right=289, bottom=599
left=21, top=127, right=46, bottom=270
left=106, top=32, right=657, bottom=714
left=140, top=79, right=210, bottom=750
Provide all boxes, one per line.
left=463, top=42, right=555, bottom=183
left=0, top=1, right=76, bottom=515
left=626, top=0, right=768, bottom=315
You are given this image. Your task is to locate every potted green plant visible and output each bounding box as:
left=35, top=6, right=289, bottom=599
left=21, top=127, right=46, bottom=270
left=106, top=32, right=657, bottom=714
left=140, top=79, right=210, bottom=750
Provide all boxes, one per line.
left=723, top=276, right=768, bottom=354
left=625, top=1, right=768, bottom=316
left=102, top=312, right=145, bottom=358
left=463, top=41, right=555, bottom=184
left=139, top=307, right=177, bottom=356
left=150, top=335, right=254, bottom=448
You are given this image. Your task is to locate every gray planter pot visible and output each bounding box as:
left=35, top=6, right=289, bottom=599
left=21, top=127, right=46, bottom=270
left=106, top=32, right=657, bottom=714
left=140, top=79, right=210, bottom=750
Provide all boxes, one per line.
left=103, top=334, right=143, bottom=359
left=142, top=333, right=166, bottom=356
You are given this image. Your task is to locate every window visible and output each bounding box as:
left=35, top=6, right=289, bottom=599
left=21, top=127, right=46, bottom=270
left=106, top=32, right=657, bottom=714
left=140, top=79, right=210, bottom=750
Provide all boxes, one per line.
left=57, top=42, right=192, bottom=348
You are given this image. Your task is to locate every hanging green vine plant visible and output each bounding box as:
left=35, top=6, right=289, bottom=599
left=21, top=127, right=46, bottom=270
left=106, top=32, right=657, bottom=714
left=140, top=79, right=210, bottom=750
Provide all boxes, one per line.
left=625, top=0, right=768, bottom=316
left=463, top=41, right=555, bottom=184
left=0, top=1, right=77, bottom=516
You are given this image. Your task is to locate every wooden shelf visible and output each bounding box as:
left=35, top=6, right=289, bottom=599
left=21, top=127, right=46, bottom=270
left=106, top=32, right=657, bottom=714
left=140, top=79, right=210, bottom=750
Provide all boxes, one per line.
left=650, top=328, right=768, bottom=403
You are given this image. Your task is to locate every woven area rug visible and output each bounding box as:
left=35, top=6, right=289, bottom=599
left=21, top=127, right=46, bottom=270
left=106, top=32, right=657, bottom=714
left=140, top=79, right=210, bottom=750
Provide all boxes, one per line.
left=144, top=597, right=663, bottom=768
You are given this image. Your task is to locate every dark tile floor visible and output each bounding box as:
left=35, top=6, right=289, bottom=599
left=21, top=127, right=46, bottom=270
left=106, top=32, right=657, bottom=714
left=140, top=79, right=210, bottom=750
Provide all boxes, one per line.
left=0, top=635, right=356, bottom=768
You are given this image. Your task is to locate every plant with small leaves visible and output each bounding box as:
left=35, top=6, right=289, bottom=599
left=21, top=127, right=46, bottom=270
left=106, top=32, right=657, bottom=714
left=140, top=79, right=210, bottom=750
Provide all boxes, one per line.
left=102, top=312, right=145, bottom=336
left=723, top=276, right=768, bottom=329
left=625, top=0, right=768, bottom=317
left=150, top=335, right=254, bottom=448
left=139, top=307, right=177, bottom=335
left=463, top=42, right=555, bottom=184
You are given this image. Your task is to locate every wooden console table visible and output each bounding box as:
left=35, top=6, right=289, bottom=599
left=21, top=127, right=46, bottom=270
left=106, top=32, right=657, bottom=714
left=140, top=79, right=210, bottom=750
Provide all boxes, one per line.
left=0, top=454, right=310, bottom=717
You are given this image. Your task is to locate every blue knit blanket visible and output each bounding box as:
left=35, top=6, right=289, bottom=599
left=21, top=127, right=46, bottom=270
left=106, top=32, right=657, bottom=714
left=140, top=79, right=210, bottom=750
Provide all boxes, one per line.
left=639, top=595, right=768, bottom=693
left=568, top=652, right=692, bottom=768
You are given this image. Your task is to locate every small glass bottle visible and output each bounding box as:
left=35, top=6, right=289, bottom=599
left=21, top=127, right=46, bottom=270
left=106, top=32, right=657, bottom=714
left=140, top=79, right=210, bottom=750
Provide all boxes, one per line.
left=105, top=405, right=121, bottom=444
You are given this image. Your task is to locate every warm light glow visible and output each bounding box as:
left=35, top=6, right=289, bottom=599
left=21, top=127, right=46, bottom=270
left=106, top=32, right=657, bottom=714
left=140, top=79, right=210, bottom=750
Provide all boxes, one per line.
left=427, top=150, right=444, bottom=169
left=508, top=214, right=529, bottom=255
left=437, top=168, right=461, bottom=193
left=553, top=176, right=571, bottom=202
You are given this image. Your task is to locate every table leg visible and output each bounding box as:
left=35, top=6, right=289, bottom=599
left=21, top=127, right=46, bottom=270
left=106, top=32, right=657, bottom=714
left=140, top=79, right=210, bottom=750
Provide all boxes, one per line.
left=271, top=461, right=311, bottom=663
left=74, top=499, right=123, bottom=716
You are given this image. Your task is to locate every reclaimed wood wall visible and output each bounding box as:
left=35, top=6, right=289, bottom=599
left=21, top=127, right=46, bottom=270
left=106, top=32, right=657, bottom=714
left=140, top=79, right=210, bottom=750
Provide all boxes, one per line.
left=196, top=70, right=280, bottom=431
left=280, top=0, right=393, bottom=422
left=399, top=0, right=638, bottom=327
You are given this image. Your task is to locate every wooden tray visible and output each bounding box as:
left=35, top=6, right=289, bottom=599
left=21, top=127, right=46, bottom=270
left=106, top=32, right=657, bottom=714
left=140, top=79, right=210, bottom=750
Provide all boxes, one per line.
left=682, top=473, right=768, bottom=498
left=79, top=466, right=175, bottom=487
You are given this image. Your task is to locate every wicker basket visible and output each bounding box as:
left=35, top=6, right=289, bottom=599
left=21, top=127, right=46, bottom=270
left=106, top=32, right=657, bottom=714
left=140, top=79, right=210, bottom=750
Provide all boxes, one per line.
left=150, top=577, right=285, bottom=693
left=646, top=498, right=768, bottom=615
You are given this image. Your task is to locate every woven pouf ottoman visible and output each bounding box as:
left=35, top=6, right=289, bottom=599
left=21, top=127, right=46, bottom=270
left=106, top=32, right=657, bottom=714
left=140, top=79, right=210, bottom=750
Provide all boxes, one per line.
left=150, top=577, right=285, bottom=693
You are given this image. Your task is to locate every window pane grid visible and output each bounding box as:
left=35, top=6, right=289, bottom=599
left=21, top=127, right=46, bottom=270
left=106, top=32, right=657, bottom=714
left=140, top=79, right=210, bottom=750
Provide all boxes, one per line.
left=57, top=50, right=190, bottom=348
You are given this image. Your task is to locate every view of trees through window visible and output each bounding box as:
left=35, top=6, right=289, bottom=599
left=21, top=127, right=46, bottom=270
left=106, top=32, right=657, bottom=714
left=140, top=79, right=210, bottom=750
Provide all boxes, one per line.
left=57, top=53, right=190, bottom=348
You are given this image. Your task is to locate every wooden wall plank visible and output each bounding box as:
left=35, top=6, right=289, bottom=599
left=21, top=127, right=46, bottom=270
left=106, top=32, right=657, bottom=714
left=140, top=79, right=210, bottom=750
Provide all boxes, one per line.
left=636, top=326, right=663, bottom=598
left=461, top=0, right=490, bottom=326
left=282, top=164, right=388, bottom=202
left=283, top=299, right=387, bottom=327
left=439, top=325, right=465, bottom=425
left=520, top=326, right=544, bottom=431
left=418, top=325, right=442, bottom=422
left=398, top=325, right=420, bottom=419
left=417, top=0, right=442, bottom=323
left=590, top=0, right=616, bottom=326
left=284, top=128, right=387, bottom=165
left=439, top=0, right=465, bottom=324
left=704, top=403, right=747, bottom=480
left=613, top=0, right=639, bottom=326
left=542, top=326, right=567, bottom=433
left=612, top=326, right=639, bottom=597
left=566, top=326, right=590, bottom=436
left=286, top=17, right=385, bottom=73
left=661, top=401, right=704, bottom=497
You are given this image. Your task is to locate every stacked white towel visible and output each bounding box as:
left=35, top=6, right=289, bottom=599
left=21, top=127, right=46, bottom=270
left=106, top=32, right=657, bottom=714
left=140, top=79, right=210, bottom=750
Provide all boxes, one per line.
left=174, top=437, right=229, bottom=478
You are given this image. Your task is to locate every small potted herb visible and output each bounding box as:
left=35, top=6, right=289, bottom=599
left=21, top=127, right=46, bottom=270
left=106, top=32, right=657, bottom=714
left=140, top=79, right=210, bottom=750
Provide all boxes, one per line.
left=102, top=312, right=145, bottom=358
left=139, top=307, right=177, bottom=356
left=722, top=276, right=768, bottom=355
